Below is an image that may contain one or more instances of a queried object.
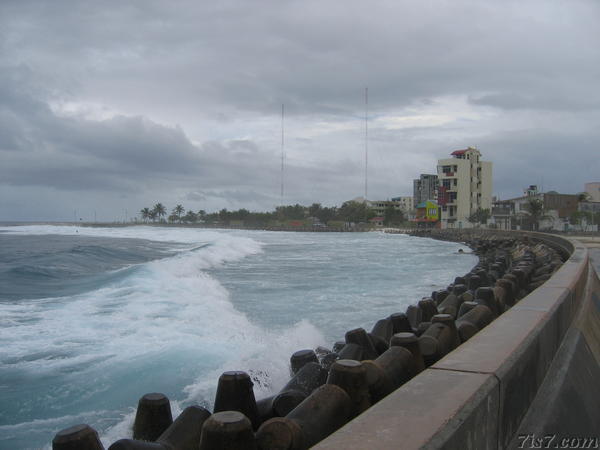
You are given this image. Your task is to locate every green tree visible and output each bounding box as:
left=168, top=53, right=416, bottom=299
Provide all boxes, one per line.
left=153, top=203, right=166, bottom=222
left=218, top=208, right=230, bottom=224
left=338, top=201, right=376, bottom=223
left=140, top=207, right=151, bottom=223
left=467, top=208, right=490, bottom=226
left=183, top=211, right=198, bottom=223
left=308, top=203, right=322, bottom=217
left=275, top=204, right=307, bottom=221
left=308, top=203, right=337, bottom=224
left=172, top=204, right=185, bottom=222
left=524, top=199, right=552, bottom=231
left=383, top=204, right=404, bottom=226
left=577, top=192, right=592, bottom=202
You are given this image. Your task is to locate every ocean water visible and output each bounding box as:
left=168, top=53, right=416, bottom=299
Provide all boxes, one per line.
left=0, top=225, right=476, bottom=449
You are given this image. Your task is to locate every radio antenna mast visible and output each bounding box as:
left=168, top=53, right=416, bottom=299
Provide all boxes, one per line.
left=280, top=104, right=285, bottom=206
left=364, top=87, right=369, bottom=203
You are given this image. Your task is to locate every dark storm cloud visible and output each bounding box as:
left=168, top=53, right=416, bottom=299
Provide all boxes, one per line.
left=477, top=129, right=600, bottom=197
left=0, top=0, right=599, bottom=220
left=0, top=64, right=361, bottom=215
left=4, top=0, right=598, bottom=116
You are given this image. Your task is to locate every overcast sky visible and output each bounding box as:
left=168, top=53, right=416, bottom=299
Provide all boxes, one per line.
left=1, top=0, right=599, bottom=221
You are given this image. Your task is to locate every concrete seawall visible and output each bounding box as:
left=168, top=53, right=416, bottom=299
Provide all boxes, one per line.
left=316, top=230, right=599, bottom=449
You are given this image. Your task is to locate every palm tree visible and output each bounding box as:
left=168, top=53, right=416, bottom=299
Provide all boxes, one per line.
left=524, top=198, right=552, bottom=231
left=173, top=204, right=185, bottom=223
left=577, top=192, right=591, bottom=202
left=140, top=207, right=151, bottom=223
left=153, top=203, right=166, bottom=222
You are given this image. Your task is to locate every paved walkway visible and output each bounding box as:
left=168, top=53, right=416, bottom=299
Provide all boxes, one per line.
left=574, top=236, right=600, bottom=275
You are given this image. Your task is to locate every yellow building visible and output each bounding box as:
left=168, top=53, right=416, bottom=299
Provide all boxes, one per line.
left=415, top=200, right=440, bottom=228
left=437, top=147, right=492, bottom=229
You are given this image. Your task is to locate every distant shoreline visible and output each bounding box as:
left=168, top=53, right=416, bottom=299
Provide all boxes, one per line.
left=0, top=221, right=413, bottom=234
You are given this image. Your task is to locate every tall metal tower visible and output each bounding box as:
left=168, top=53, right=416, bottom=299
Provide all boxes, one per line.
left=280, top=104, right=285, bottom=206
left=364, top=87, right=369, bottom=203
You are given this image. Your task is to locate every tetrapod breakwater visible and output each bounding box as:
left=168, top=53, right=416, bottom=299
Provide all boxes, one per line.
left=50, top=230, right=596, bottom=449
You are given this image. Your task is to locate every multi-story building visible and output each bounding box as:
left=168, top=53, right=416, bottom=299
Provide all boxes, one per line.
left=414, top=200, right=440, bottom=229
left=585, top=182, right=600, bottom=202
left=437, top=147, right=493, bottom=229
left=492, top=186, right=579, bottom=231
left=413, top=174, right=438, bottom=206
left=367, top=196, right=413, bottom=217
left=390, top=196, right=414, bottom=213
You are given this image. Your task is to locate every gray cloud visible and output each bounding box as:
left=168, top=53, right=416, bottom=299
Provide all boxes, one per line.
left=0, top=0, right=599, bottom=220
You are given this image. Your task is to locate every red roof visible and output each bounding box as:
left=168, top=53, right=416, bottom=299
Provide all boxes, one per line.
left=451, top=149, right=468, bottom=156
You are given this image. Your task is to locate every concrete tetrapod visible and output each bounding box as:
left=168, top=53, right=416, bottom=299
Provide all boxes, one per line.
left=474, top=286, right=501, bottom=318
left=367, top=332, right=389, bottom=355
left=326, top=359, right=371, bottom=417
left=256, top=384, right=353, bottom=450
left=437, top=292, right=464, bottom=320
left=370, top=318, right=394, bottom=343
left=406, top=305, right=422, bottom=330
left=156, top=405, right=211, bottom=450
left=280, top=362, right=328, bottom=398
left=110, top=406, right=212, bottom=450
left=418, top=298, right=439, bottom=323
left=290, top=350, right=318, bottom=375
left=344, top=328, right=379, bottom=360
left=198, top=411, right=256, bottom=450
left=337, top=343, right=363, bottom=361
left=52, top=424, right=104, bottom=450
left=133, top=393, right=173, bottom=442
left=418, top=322, right=455, bottom=366
left=256, top=390, right=307, bottom=422
left=108, top=440, right=162, bottom=449
left=319, top=352, right=339, bottom=371
left=390, top=332, right=426, bottom=375
left=361, top=360, right=395, bottom=404
left=431, top=313, right=461, bottom=349
left=255, top=362, right=327, bottom=423
left=389, top=312, right=413, bottom=334
left=432, top=289, right=449, bottom=306
left=455, top=304, right=494, bottom=342
left=214, top=371, right=260, bottom=430
left=373, top=346, right=414, bottom=388
left=457, top=300, right=478, bottom=318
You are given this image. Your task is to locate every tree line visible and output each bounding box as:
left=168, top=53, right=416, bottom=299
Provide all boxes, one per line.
left=138, top=201, right=407, bottom=227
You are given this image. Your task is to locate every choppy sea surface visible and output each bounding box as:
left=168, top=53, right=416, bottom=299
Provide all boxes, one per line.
left=0, top=225, right=476, bottom=449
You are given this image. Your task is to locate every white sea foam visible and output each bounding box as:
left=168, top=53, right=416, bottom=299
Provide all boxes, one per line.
left=1, top=225, right=329, bottom=448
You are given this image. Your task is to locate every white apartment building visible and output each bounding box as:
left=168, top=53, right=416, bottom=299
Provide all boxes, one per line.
left=367, top=196, right=413, bottom=217
left=437, top=147, right=493, bottom=229
left=585, top=182, right=600, bottom=202
left=391, top=196, right=414, bottom=213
